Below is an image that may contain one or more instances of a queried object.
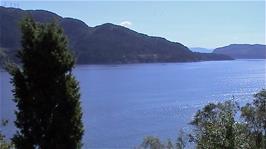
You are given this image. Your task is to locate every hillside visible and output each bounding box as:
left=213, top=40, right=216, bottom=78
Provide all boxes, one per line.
left=0, top=6, right=233, bottom=64
left=213, top=44, right=266, bottom=59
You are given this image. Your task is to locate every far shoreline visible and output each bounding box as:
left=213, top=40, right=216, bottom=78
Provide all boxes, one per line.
left=2, top=59, right=266, bottom=70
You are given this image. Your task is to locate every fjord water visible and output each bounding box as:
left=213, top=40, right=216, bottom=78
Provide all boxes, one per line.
left=1, top=59, right=265, bottom=148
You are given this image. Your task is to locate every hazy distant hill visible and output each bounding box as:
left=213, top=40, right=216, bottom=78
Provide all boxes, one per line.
left=213, top=44, right=266, bottom=59
left=0, top=6, right=233, bottom=64
left=190, top=47, right=213, bottom=53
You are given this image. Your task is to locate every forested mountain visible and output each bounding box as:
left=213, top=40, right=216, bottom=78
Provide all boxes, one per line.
left=0, top=6, right=233, bottom=64
left=213, top=44, right=266, bottom=59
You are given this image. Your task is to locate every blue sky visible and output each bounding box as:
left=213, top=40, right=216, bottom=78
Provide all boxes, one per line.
left=1, top=1, right=265, bottom=48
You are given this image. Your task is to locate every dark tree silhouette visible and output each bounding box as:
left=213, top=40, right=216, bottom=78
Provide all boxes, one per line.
left=9, top=17, right=84, bottom=149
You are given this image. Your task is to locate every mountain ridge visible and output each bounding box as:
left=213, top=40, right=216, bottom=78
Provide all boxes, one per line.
left=0, top=6, right=233, bottom=64
left=213, top=44, right=266, bottom=59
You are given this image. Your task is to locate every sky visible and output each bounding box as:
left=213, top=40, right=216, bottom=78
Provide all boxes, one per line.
left=1, top=0, right=265, bottom=48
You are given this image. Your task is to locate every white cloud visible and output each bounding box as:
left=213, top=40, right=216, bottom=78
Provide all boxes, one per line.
left=119, top=21, right=132, bottom=28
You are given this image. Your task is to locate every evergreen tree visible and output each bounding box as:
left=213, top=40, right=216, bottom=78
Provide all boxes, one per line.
left=9, top=17, right=83, bottom=149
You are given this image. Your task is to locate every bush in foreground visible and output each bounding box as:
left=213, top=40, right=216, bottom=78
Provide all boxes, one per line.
left=139, top=89, right=266, bottom=149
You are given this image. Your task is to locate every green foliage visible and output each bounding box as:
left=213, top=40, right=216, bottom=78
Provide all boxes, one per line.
left=241, top=89, right=266, bottom=149
left=0, top=133, right=13, bottom=149
left=189, top=90, right=266, bottom=149
left=140, top=90, right=266, bottom=149
left=139, top=133, right=187, bottom=149
left=0, top=119, right=14, bottom=149
left=8, top=17, right=83, bottom=149
left=141, top=136, right=165, bottom=149
left=166, top=139, right=174, bottom=149
left=190, top=101, right=241, bottom=149
left=176, top=130, right=187, bottom=149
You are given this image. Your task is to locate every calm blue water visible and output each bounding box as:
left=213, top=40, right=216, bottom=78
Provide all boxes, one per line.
left=1, top=59, right=265, bottom=148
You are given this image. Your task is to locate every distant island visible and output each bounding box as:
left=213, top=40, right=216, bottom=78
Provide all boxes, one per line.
left=213, top=44, right=266, bottom=59
left=0, top=6, right=233, bottom=64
